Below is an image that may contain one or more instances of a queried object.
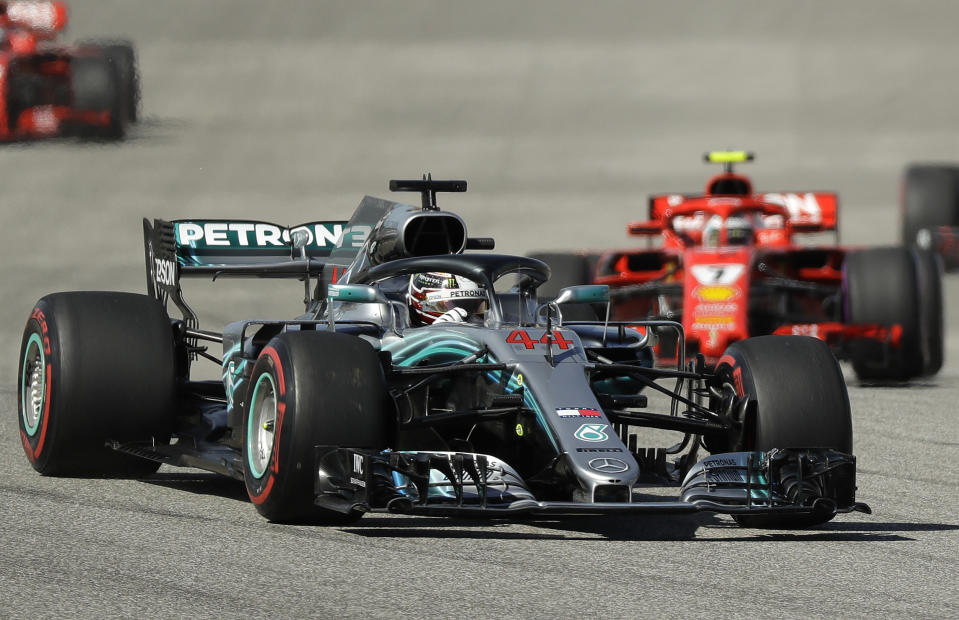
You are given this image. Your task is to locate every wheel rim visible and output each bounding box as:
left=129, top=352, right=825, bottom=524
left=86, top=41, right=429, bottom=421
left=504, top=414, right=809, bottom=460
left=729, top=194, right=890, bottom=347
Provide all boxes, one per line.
left=21, top=333, right=45, bottom=436
left=247, top=372, right=278, bottom=479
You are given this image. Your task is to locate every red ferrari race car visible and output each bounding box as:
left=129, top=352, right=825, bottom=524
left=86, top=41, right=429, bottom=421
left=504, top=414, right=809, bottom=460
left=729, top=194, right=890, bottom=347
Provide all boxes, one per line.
left=0, top=0, right=138, bottom=140
left=901, top=162, right=959, bottom=270
left=532, top=151, right=943, bottom=381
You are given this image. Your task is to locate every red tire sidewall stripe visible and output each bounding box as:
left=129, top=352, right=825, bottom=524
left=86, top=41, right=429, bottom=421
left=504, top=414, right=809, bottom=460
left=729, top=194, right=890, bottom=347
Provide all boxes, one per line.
left=249, top=474, right=274, bottom=505
left=248, top=345, right=288, bottom=505
left=21, top=310, right=54, bottom=463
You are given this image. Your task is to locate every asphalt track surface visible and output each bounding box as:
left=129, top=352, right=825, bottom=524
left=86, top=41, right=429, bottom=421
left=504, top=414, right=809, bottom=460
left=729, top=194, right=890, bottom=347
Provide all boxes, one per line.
left=2, top=1, right=958, bottom=617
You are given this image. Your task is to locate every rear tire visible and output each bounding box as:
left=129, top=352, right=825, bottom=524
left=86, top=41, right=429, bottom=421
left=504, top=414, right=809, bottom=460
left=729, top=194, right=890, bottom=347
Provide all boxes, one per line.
left=79, top=39, right=139, bottom=123
left=242, top=331, right=390, bottom=523
left=715, top=335, right=852, bottom=528
left=71, top=54, right=126, bottom=139
left=901, top=164, right=959, bottom=269
left=18, top=292, right=175, bottom=476
left=843, top=247, right=924, bottom=381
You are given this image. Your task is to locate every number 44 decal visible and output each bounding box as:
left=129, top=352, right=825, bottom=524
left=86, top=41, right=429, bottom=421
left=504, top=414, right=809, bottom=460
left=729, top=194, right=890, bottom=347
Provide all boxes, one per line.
left=506, top=330, right=574, bottom=350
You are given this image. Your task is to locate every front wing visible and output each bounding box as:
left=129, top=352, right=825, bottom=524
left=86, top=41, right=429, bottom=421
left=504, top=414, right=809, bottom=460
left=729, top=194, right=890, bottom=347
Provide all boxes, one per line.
left=315, top=447, right=870, bottom=519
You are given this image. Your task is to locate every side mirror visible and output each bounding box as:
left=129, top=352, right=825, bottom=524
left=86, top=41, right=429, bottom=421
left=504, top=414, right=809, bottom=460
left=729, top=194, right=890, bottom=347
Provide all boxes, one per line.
left=553, top=284, right=610, bottom=305
left=327, top=283, right=380, bottom=303
left=327, top=283, right=406, bottom=335
left=628, top=221, right=662, bottom=236
left=788, top=221, right=822, bottom=233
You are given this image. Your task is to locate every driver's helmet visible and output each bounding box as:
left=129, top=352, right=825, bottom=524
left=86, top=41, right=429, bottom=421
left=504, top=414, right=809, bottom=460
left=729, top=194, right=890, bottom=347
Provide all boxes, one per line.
left=702, top=214, right=723, bottom=248
left=725, top=214, right=754, bottom=245
left=407, top=272, right=488, bottom=325
left=702, top=214, right=754, bottom=247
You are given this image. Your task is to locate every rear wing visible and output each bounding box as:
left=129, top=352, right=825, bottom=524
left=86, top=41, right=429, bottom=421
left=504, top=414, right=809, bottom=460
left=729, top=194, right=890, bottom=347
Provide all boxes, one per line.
left=647, top=191, right=839, bottom=231
left=144, top=218, right=348, bottom=326
left=164, top=219, right=345, bottom=268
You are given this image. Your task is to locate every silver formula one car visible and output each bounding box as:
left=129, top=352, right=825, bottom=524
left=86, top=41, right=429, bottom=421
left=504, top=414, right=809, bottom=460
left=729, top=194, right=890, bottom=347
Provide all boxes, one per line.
left=18, top=177, right=870, bottom=528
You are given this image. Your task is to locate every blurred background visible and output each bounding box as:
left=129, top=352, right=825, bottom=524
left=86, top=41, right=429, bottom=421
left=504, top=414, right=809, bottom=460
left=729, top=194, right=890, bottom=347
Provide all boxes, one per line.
left=4, top=0, right=958, bottom=378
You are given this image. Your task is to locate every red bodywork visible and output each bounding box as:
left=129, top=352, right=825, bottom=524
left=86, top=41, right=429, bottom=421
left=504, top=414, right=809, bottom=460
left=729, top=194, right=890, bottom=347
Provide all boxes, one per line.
left=590, top=165, right=896, bottom=365
left=0, top=1, right=117, bottom=140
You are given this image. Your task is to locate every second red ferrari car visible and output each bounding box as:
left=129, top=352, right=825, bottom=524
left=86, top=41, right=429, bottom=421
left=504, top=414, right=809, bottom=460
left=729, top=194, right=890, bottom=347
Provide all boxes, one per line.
left=0, top=1, right=139, bottom=140
left=532, top=151, right=942, bottom=381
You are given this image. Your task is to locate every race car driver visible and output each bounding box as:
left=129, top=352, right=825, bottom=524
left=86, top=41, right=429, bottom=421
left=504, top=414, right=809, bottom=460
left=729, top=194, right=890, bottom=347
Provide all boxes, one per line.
left=702, top=214, right=755, bottom=247
left=407, top=272, right=488, bottom=325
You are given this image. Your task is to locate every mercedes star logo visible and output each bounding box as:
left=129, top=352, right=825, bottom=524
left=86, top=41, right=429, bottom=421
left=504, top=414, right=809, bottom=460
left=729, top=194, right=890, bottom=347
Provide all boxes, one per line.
left=588, top=457, right=629, bottom=474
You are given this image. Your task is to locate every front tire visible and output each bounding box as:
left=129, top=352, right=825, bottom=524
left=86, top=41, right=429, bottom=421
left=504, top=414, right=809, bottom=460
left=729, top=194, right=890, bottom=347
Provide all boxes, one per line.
left=914, top=247, right=944, bottom=376
left=18, top=292, right=175, bottom=476
left=715, top=335, right=852, bottom=528
left=242, top=331, right=390, bottom=523
left=843, top=247, right=927, bottom=381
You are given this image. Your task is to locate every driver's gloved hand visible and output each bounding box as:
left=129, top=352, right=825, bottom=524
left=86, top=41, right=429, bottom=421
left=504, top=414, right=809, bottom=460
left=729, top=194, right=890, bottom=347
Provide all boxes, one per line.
left=434, top=307, right=469, bottom=323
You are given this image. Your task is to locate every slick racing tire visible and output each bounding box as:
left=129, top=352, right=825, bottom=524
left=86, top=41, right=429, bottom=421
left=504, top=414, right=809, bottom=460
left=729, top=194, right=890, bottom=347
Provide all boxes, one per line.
left=528, top=252, right=599, bottom=321
left=18, top=292, right=175, bottom=477
left=79, top=39, right=140, bottom=124
left=70, top=54, right=127, bottom=139
left=901, top=164, right=959, bottom=269
left=715, top=335, right=852, bottom=528
left=913, top=248, right=944, bottom=376
left=843, top=247, right=928, bottom=381
left=243, top=331, right=390, bottom=523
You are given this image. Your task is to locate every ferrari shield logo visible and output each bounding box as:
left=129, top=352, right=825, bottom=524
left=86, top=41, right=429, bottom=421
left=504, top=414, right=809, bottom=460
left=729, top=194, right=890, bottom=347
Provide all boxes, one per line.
left=574, top=424, right=608, bottom=442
